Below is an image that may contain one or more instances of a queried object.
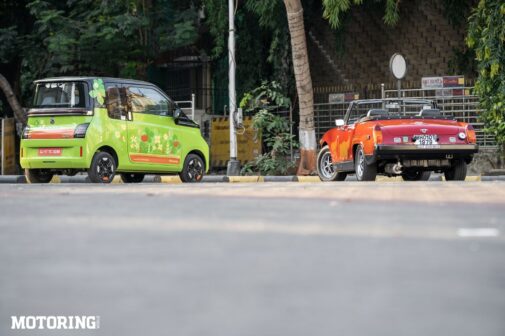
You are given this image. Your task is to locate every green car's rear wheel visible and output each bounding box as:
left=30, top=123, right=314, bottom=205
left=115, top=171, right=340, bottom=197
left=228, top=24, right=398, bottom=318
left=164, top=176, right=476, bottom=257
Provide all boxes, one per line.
left=179, top=154, right=204, bottom=183
left=25, top=169, right=53, bottom=183
left=88, top=152, right=116, bottom=183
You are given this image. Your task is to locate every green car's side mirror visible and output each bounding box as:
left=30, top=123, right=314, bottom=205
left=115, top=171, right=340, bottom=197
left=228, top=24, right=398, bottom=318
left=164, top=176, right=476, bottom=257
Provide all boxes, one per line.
left=174, top=108, right=182, bottom=120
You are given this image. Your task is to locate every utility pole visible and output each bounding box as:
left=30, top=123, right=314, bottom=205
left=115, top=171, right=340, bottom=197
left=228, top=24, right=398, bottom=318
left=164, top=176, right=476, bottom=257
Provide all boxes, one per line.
left=226, top=0, right=240, bottom=176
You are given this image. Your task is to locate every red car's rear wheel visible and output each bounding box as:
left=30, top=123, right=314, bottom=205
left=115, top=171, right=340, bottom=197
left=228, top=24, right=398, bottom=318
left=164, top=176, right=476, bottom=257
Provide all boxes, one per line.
left=355, top=146, right=377, bottom=181
left=444, top=160, right=467, bottom=181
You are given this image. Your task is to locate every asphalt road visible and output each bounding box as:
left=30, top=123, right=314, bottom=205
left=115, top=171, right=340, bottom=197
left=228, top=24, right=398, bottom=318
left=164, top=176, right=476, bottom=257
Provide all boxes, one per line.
left=1, top=182, right=504, bottom=336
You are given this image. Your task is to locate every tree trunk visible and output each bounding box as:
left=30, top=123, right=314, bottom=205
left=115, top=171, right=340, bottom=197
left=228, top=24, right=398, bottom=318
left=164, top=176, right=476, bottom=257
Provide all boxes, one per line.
left=0, top=73, right=26, bottom=124
left=283, top=0, right=316, bottom=175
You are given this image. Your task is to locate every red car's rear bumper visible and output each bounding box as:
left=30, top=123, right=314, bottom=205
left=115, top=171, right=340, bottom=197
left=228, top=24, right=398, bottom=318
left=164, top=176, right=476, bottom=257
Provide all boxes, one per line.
left=370, top=144, right=479, bottom=162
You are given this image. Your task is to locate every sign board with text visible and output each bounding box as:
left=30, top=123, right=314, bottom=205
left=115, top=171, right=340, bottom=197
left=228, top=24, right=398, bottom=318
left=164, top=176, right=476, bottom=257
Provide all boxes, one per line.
left=422, top=76, right=465, bottom=90
left=210, top=116, right=261, bottom=168
left=328, top=93, right=359, bottom=104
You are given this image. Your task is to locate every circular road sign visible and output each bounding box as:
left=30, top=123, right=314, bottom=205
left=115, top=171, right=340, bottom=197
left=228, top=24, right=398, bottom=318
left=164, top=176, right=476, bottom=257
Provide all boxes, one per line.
left=389, top=53, right=407, bottom=79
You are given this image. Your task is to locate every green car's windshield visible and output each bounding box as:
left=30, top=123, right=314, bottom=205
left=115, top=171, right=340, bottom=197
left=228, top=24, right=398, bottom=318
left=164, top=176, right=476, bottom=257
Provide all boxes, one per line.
left=33, top=82, right=87, bottom=108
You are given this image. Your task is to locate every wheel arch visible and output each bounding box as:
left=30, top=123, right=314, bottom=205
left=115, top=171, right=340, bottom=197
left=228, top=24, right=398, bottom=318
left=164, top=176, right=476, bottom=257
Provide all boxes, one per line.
left=95, top=145, right=119, bottom=167
left=352, top=143, right=361, bottom=162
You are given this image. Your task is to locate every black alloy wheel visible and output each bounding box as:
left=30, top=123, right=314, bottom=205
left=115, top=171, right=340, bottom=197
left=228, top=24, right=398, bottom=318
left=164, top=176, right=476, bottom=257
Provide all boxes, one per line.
left=179, top=154, right=205, bottom=183
left=88, top=152, right=116, bottom=183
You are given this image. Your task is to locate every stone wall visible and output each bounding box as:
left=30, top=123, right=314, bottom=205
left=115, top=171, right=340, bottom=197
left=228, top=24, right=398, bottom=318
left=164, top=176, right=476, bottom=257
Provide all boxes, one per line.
left=308, top=0, right=470, bottom=87
left=468, top=148, right=505, bottom=175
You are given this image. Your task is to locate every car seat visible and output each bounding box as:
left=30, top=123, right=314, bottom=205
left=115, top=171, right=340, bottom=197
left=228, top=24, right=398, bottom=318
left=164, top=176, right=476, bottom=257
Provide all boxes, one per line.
left=418, top=109, right=441, bottom=117
left=367, top=109, right=388, bottom=117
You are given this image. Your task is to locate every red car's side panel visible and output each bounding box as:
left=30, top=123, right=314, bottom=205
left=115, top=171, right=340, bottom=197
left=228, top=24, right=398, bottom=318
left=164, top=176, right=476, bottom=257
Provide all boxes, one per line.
left=320, top=128, right=339, bottom=162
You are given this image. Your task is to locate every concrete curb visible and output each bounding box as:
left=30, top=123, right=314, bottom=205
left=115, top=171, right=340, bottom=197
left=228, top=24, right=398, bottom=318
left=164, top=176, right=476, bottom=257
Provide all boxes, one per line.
left=0, top=174, right=497, bottom=184
left=481, top=175, right=505, bottom=181
left=264, top=176, right=297, bottom=182
left=482, top=169, right=505, bottom=176
left=58, top=176, right=90, bottom=183
left=202, top=175, right=229, bottom=183
left=0, top=175, right=27, bottom=184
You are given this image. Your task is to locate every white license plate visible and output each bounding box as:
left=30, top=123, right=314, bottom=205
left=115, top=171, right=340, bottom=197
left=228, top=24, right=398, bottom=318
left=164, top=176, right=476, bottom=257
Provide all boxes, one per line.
left=415, top=135, right=438, bottom=145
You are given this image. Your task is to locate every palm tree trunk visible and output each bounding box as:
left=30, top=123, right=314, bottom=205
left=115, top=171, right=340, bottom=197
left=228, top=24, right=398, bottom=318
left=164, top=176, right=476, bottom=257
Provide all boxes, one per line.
left=0, top=73, right=26, bottom=124
left=283, top=0, right=316, bottom=175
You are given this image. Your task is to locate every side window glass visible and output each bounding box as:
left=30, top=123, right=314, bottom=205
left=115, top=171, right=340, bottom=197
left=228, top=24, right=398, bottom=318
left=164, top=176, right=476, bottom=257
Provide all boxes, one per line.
left=105, top=85, right=127, bottom=120
left=127, top=86, right=171, bottom=116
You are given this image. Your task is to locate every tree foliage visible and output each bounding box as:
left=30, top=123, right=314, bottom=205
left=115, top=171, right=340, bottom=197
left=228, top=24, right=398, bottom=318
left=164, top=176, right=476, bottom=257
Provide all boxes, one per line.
left=467, top=0, right=505, bottom=147
left=0, top=0, right=202, bottom=107
left=322, top=0, right=400, bottom=28
left=204, top=0, right=295, bottom=100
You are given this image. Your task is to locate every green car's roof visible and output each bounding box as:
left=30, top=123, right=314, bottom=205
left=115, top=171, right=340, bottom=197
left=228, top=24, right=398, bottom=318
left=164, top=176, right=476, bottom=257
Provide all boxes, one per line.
left=34, top=76, right=153, bottom=86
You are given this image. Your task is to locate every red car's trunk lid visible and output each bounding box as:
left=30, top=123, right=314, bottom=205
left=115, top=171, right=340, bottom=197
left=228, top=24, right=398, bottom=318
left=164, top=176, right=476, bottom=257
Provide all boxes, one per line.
left=380, top=122, right=461, bottom=136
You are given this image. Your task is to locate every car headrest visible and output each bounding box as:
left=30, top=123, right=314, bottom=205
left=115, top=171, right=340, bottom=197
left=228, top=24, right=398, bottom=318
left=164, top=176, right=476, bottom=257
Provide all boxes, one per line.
left=419, top=109, right=441, bottom=117
left=367, top=109, right=388, bottom=117
left=41, top=96, right=55, bottom=105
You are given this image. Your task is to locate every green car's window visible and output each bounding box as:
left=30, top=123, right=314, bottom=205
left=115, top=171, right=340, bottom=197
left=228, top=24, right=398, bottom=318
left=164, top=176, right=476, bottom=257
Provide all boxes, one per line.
left=105, top=86, right=128, bottom=120
left=127, top=86, right=174, bottom=116
left=33, top=82, right=87, bottom=108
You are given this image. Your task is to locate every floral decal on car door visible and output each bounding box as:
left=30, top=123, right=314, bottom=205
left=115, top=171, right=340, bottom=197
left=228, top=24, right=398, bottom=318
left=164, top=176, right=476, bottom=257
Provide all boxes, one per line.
left=129, top=128, right=182, bottom=164
left=89, top=79, right=106, bottom=105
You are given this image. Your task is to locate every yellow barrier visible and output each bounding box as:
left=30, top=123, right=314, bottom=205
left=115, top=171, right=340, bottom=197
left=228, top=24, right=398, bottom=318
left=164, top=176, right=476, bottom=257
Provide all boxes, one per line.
left=228, top=176, right=264, bottom=183
left=159, top=176, right=183, bottom=184
left=296, top=176, right=322, bottom=183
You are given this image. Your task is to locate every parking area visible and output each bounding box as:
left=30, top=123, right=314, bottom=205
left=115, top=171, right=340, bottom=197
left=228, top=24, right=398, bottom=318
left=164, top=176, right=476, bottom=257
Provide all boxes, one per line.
left=1, top=182, right=504, bottom=336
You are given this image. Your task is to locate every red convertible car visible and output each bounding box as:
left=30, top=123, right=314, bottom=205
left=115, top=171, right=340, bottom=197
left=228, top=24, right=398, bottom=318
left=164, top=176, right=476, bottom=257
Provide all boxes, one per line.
left=317, top=99, right=479, bottom=181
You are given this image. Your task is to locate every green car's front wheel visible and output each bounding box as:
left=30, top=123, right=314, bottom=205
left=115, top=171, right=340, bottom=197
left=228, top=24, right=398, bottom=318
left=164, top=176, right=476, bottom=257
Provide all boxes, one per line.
left=88, top=152, right=116, bottom=183
left=179, top=154, right=205, bottom=183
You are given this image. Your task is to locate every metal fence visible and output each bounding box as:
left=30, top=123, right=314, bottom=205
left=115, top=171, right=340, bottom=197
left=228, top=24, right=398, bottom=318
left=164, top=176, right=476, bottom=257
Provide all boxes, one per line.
left=384, top=87, right=495, bottom=147
left=313, top=86, right=496, bottom=148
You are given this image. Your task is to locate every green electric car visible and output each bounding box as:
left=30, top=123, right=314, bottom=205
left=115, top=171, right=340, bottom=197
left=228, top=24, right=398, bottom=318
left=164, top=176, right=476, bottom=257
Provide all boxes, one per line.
left=20, top=77, right=209, bottom=183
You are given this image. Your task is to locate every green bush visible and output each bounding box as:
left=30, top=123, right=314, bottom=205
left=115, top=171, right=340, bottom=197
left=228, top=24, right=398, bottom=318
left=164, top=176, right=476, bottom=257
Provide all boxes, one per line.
left=467, top=1, right=505, bottom=149
left=239, top=81, right=297, bottom=176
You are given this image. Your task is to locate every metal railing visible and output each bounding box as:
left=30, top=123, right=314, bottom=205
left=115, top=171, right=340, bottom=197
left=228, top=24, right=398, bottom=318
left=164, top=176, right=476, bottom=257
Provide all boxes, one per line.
left=175, top=94, right=195, bottom=120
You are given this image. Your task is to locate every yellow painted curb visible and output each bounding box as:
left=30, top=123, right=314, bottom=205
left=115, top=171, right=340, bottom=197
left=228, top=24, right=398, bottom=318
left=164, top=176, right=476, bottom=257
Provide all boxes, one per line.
left=228, top=176, right=264, bottom=183
left=439, top=176, right=481, bottom=182
left=375, top=176, right=403, bottom=182
left=296, top=176, right=321, bottom=183
left=49, top=176, right=61, bottom=183
left=159, top=176, right=182, bottom=184
left=112, top=176, right=123, bottom=184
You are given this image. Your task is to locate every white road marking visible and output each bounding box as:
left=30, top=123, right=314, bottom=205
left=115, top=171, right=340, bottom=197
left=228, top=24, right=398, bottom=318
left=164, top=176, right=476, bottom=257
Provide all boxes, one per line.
left=457, top=228, right=500, bottom=238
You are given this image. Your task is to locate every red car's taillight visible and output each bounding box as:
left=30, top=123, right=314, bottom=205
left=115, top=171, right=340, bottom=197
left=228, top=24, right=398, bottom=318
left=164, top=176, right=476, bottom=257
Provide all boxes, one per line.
left=466, top=124, right=477, bottom=143
left=373, top=124, right=383, bottom=144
